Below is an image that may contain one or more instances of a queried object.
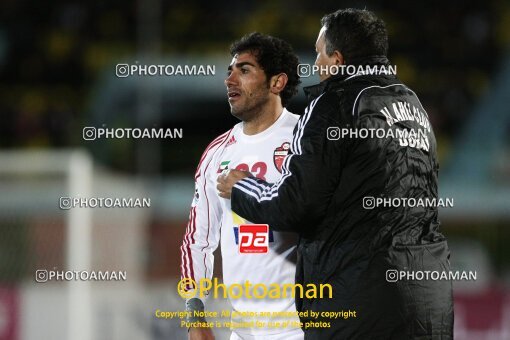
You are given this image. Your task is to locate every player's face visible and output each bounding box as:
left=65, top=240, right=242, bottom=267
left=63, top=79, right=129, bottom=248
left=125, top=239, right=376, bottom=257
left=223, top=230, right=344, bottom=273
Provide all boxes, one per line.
left=225, top=52, right=270, bottom=121
left=315, top=26, right=340, bottom=81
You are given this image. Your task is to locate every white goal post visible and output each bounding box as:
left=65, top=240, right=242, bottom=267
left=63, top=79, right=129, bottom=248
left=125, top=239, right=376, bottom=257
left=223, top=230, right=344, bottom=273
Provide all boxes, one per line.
left=0, top=149, right=93, bottom=340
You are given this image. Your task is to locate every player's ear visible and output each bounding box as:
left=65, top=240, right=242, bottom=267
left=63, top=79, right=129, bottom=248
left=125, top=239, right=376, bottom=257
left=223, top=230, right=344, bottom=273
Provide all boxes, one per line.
left=332, top=50, right=344, bottom=65
left=269, top=73, right=288, bottom=95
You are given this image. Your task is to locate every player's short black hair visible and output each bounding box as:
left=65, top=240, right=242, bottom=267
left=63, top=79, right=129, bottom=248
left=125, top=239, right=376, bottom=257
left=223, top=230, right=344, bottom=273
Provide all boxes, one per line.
left=321, top=9, right=388, bottom=63
left=230, top=32, right=300, bottom=106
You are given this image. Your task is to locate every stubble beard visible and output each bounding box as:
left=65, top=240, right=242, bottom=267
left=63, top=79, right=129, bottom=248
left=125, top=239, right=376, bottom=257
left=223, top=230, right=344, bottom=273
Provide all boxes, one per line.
left=230, top=91, right=270, bottom=123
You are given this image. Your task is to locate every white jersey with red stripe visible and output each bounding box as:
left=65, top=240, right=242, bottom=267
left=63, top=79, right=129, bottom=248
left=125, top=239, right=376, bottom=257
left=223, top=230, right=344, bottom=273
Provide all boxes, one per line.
left=181, top=108, right=302, bottom=337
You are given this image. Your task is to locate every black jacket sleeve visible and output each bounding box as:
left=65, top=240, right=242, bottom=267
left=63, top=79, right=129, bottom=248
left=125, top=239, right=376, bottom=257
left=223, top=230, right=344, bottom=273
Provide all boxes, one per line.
left=231, top=93, right=343, bottom=232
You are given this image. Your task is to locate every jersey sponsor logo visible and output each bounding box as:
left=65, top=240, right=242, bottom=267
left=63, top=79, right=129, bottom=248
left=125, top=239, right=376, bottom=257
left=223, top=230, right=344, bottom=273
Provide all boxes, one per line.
left=225, top=135, right=237, bottom=147
left=217, top=160, right=230, bottom=174
left=233, top=225, right=274, bottom=246
left=273, top=142, right=290, bottom=173
left=234, top=224, right=271, bottom=253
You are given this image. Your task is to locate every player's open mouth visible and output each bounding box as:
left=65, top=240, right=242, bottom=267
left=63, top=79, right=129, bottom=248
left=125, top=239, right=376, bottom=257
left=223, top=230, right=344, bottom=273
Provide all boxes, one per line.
left=228, top=90, right=241, bottom=101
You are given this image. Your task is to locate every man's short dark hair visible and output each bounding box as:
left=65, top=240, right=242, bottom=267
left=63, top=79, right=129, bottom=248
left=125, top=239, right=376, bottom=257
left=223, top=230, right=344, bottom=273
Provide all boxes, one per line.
left=230, top=32, right=300, bottom=106
left=321, top=9, right=388, bottom=63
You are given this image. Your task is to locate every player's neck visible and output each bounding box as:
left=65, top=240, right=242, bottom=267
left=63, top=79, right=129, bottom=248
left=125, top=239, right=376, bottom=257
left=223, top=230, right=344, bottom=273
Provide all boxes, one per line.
left=242, top=101, right=284, bottom=136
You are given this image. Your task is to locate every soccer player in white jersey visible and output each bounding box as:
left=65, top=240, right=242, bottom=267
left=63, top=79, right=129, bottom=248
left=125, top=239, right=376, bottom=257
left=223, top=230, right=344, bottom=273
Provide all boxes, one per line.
left=180, top=33, right=303, bottom=340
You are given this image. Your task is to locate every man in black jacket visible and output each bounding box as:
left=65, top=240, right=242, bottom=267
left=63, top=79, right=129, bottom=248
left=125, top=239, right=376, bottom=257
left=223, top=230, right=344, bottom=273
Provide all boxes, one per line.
left=218, top=8, right=453, bottom=340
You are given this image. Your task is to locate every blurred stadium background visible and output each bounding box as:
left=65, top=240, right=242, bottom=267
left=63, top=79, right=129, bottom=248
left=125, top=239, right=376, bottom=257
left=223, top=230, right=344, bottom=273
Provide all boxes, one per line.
left=0, top=0, right=509, bottom=339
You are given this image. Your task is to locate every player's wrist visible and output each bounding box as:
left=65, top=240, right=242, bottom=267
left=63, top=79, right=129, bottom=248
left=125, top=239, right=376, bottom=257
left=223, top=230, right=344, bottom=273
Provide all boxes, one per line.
left=185, top=298, right=207, bottom=331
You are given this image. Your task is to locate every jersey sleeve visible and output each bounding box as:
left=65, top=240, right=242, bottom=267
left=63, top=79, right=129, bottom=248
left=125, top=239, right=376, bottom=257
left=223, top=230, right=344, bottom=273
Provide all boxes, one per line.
left=180, top=134, right=228, bottom=303
left=231, top=94, right=342, bottom=233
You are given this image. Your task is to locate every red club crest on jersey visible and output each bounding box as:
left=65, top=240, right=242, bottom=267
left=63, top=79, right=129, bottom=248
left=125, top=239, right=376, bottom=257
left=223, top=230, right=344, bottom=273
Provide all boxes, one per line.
left=273, top=142, right=290, bottom=173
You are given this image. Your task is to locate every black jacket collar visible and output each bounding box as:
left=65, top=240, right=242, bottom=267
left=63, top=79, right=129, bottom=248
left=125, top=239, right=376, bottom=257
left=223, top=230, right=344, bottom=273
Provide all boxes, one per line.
left=303, top=55, right=391, bottom=101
